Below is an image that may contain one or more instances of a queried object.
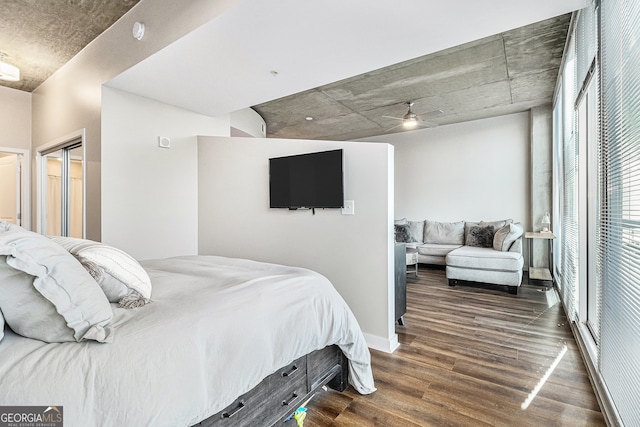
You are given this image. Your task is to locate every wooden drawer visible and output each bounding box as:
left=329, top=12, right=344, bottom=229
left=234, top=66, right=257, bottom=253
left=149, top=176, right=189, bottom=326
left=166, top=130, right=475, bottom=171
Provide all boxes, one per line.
left=307, top=345, right=347, bottom=392
left=204, top=356, right=307, bottom=427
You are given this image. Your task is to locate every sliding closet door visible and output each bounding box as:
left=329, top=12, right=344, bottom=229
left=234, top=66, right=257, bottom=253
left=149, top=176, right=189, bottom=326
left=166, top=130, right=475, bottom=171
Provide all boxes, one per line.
left=40, top=141, right=84, bottom=238
left=0, top=152, right=21, bottom=225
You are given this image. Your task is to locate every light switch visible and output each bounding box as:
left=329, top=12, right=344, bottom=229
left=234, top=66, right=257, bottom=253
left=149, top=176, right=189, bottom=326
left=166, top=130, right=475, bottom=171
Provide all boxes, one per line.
left=342, top=200, right=355, bottom=215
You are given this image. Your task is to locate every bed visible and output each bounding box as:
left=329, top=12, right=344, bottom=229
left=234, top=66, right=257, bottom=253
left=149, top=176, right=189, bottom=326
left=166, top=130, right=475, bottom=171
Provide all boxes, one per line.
left=0, top=222, right=376, bottom=427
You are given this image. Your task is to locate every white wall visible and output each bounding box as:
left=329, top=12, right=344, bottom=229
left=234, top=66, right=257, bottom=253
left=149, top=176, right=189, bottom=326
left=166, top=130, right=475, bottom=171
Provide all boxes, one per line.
left=230, top=108, right=266, bottom=138
left=197, top=136, right=397, bottom=351
left=0, top=86, right=31, bottom=150
left=101, top=87, right=229, bottom=260
left=31, top=0, right=238, bottom=240
left=360, top=112, right=531, bottom=231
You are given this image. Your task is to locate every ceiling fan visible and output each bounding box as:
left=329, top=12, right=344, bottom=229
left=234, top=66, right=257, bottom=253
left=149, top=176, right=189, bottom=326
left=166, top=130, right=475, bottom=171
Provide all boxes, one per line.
left=383, top=101, right=441, bottom=131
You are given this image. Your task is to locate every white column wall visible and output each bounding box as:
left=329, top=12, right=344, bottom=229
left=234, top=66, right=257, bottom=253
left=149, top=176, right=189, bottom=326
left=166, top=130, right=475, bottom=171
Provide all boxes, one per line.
left=197, top=136, right=397, bottom=351
left=101, top=87, right=229, bottom=260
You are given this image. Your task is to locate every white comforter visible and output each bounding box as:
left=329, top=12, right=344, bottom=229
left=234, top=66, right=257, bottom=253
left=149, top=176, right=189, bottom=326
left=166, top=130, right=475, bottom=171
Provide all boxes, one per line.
left=0, top=256, right=375, bottom=427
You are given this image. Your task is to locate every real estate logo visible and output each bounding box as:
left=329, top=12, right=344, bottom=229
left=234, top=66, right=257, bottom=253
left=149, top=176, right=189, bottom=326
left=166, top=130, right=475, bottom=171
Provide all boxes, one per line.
left=0, top=406, right=63, bottom=427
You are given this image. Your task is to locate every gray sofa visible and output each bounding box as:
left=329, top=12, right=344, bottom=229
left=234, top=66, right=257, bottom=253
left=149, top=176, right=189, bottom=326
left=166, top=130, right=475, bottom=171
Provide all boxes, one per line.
left=394, top=218, right=524, bottom=294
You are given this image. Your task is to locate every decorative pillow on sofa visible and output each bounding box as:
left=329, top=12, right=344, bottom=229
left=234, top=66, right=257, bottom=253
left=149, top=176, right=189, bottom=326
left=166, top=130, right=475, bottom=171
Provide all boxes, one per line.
left=493, top=222, right=524, bottom=251
left=394, top=217, right=408, bottom=225
left=0, top=221, right=113, bottom=343
left=48, top=236, right=152, bottom=308
left=480, top=219, right=513, bottom=230
left=394, top=224, right=411, bottom=243
left=465, top=219, right=512, bottom=242
left=407, top=221, right=424, bottom=243
left=424, top=220, right=465, bottom=245
left=466, top=225, right=495, bottom=248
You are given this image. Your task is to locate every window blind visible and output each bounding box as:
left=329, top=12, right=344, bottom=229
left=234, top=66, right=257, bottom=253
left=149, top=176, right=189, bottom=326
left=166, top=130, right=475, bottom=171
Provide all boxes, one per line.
left=558, top=34, right=579, bottom=323
left=600, top=0, right=640, bottom=424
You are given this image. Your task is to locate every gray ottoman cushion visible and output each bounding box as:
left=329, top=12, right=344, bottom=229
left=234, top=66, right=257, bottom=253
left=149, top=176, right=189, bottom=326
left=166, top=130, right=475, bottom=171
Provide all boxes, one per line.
left=446, top=246, right=523, bottom=271
left=418, top=243, right=462, bottom=257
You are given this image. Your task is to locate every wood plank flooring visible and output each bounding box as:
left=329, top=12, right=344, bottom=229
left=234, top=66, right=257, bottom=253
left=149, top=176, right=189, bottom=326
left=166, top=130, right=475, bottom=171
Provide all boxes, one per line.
left=303, top=267, right=605, bottom=426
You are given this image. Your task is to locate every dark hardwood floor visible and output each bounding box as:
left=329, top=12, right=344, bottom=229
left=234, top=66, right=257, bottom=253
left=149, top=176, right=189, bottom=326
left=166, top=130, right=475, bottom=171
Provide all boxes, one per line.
left=303, top=266, right=605, bottom=426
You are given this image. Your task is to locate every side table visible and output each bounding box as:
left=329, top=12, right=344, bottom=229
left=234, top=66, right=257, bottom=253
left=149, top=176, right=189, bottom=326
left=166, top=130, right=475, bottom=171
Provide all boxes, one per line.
left=524, top=231, right=556, bottom=283
left=406, top=247, right=419, bottom=277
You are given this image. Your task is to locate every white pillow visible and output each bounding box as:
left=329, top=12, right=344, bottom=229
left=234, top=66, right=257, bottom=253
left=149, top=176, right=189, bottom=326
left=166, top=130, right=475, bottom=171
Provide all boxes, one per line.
left=0, top=221, right=113, bottom=343
left=48, top=236, right=152, bottom=308
left=493, top=222, right=524, bottom=251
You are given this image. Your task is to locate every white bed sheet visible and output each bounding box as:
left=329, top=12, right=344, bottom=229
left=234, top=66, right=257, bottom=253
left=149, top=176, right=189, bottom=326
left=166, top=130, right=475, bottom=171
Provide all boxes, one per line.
left=0, top=255, right=375, bottom=427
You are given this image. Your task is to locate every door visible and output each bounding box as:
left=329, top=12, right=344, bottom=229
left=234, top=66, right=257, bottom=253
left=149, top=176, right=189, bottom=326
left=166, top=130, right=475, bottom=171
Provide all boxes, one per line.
left=0, top=152, right=22, bottom=225
left=40, top=140, right=84, bottom=237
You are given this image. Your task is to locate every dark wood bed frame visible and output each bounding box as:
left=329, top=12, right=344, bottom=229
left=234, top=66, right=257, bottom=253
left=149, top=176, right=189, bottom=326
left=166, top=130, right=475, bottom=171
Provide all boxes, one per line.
left=193, top=345, right=349, bottom=427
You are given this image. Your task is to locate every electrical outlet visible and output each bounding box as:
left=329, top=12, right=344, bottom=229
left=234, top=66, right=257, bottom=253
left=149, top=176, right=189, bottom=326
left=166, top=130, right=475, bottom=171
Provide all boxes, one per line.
left=342, top=200, right=355, bottom=215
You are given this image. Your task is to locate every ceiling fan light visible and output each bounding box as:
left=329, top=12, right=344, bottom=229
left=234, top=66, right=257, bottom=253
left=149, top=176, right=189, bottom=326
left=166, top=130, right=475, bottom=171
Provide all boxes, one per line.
left=0, top=59, right=20, bottom=82
left=402, top=116, right=418, bottom=128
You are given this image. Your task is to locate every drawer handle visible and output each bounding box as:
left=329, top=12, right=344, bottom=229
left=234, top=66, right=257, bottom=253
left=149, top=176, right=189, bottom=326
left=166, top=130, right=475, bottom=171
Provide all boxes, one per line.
left=282, top=393, right=298, bottom=406
left=281, top=364, right=298, bottom=377
left=221, top=400, right=245, bottom=418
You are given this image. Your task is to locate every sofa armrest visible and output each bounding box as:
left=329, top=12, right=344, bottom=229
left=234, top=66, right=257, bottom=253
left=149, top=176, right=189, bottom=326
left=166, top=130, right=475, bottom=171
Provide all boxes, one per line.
left=509, top=237, right=523, bottom=254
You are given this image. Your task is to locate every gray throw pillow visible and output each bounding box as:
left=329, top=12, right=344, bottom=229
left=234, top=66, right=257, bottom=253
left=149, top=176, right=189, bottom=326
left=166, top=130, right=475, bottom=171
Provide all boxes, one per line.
left=394, top=217, right=408, bottom=225
left=466, top=225, right=495, bottom=248
left=493, top=222, right=524, bottom=251
left=394, top=224, right=411, bottom=243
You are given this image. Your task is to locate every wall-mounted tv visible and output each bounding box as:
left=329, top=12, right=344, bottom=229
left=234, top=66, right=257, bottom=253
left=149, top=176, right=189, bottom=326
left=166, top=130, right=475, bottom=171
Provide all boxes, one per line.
left=269, top=149, right=344, bottom=209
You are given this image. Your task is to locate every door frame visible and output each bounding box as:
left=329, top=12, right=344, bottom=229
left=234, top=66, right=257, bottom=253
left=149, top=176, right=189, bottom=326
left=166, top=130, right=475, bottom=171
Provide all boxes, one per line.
left=0, top=146, right=31, bottom=229
left=36, top=129, right=86, bottom=237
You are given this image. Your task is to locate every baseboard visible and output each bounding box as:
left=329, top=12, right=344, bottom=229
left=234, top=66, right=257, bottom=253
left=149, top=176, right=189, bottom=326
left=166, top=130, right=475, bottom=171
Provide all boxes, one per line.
left=363, top=332, right=399, bottom=353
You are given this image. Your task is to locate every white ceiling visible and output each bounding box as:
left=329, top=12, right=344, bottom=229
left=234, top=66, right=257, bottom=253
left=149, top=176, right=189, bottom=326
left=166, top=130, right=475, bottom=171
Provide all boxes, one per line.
left=107, top=0, right=586, bottom=119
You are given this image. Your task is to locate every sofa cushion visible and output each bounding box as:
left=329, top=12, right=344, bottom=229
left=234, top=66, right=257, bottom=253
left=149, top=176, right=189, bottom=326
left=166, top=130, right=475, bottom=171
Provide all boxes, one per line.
left=493, top=222, right=524, bottom=251
left=424, top=220, right=465, bottom=245
left=407, top=220, right=424, bottom=243
left=394, top=217, right=408, bottom=225
left=465, top=225, right=495, bottom=248
left=418, top=243, right=462, bottom=257
left=446, top=246, right=523, bottom=271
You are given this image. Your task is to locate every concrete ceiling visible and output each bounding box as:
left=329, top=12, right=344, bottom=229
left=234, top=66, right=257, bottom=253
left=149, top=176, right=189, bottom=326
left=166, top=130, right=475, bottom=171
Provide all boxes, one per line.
left=1, top=0, right=583, bottom=142
left=107, top=0, right=585, bottom=132
left=253, top=14, right=571, bottom=141
left=0, top=0, right=140, bottom=92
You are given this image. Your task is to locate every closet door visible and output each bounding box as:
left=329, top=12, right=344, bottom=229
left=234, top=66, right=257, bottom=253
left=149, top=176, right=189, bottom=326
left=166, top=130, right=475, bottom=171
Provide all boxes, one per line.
left=41, top=141, right=84, bottom=238
left=0, top=152, right=21, bottom=225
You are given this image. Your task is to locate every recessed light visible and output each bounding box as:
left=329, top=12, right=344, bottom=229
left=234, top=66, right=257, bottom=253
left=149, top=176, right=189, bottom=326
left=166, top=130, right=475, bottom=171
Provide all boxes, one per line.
left=305, top=116, right=314, bottom=121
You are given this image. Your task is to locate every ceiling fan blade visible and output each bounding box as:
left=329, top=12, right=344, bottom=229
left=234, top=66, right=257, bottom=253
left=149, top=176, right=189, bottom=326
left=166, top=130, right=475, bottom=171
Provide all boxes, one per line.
left=418, top=109, right=444, bottom=119
left=417, top=120, right=438, bottom=128
left=382, top=115, right=403, bottom=120
left=385, top=123, right=403, bottom=132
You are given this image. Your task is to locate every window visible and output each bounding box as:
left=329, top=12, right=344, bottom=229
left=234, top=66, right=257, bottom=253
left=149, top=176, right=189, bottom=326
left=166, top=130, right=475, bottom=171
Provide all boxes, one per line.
left=554, top=2, right=640, bottom=425
left=599, top=0, right=640, bottom=423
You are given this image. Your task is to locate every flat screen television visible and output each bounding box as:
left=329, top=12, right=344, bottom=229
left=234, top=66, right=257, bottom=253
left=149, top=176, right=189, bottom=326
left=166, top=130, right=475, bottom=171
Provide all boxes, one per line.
left=269, top=149, right=344, bottom=209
